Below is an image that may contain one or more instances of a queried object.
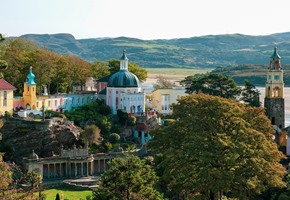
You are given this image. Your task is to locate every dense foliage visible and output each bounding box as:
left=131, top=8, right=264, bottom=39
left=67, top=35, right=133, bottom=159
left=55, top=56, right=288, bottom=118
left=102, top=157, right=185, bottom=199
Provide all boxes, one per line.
left=0, top=154, right=38, bottom=199
left=241, top=80, right=261, bottom=107
left=150, top=94, right=286, bottom=200
left=92, top=153, right=163, bottom=200
left=181, top=73, right=241, bottom=99
left=0, top=37, right=147, bottom=95
left=64, top=101, right=112, bottom=135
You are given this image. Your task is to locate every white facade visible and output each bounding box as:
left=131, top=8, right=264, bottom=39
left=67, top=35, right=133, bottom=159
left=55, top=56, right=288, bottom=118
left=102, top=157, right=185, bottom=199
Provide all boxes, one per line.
left=106, top=87, right=145, bottom=114
left=120, top=92, right=145, bottom=114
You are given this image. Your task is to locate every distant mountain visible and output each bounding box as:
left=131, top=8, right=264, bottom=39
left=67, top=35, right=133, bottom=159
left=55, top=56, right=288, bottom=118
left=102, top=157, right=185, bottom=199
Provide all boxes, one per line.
left=20, top=32, right=290, bottom=68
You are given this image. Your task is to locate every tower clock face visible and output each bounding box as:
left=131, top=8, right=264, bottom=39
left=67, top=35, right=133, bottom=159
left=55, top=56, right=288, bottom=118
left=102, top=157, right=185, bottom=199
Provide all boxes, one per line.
left=274, top=104, right=281, bottom=111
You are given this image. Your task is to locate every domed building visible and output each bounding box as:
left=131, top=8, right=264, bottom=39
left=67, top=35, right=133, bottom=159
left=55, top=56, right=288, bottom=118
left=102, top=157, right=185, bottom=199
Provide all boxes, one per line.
left=106, top=51, right=145, bottom=114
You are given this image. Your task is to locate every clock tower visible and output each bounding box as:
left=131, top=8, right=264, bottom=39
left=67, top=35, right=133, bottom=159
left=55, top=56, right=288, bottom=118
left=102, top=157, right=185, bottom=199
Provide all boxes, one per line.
left=264, top=47, right=284, bottom=130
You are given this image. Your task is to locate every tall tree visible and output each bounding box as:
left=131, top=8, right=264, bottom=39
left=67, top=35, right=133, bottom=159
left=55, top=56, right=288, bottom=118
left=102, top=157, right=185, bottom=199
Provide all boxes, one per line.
left=153, top=75, right=173, bottom=90
left=181, top=73, right=241, bottom=99
left=150, top=94, right=286, bottom=200
left=92, top=153, right=163, bottom=200
left=91, top=60, right=110, bottom=79
left=241, top=79, right=261, bottom=107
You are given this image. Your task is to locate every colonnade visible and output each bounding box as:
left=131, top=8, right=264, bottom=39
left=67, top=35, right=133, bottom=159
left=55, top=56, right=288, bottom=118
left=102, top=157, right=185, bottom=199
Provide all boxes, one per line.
left=42, top=158, right=111, bottom=180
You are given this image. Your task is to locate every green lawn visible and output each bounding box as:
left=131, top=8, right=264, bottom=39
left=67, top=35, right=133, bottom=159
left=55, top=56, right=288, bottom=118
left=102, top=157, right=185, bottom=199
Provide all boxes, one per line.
left=37, top=187, right=92, bottom=200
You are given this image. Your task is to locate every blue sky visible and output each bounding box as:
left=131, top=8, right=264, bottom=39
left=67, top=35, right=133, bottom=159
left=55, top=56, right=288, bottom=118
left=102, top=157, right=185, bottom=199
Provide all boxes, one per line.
left=2, top=0, right=290, bottom=40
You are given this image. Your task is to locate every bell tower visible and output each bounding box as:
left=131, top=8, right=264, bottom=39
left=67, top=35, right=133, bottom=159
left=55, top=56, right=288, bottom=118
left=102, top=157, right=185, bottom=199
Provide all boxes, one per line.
left=264, top=47, right=284, bottom=129
left=23, top=66, right=37, bottom=110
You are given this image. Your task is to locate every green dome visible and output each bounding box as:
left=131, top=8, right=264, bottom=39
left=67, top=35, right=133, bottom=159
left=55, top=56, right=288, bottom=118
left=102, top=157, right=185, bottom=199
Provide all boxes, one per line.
left=108, top=70, right=139, bottom=87
left=27, top=66, right=36, bottom=85
left=108, top=50, right=140, bottom=87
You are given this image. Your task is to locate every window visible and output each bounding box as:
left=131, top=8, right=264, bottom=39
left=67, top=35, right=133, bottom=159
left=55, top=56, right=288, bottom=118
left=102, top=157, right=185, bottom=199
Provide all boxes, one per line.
left=3, top=91, right=7, bottom=107
left=274, top=75, right=280, bottom=81
left=48, top=101, right=51, bottom=107
left=268, top=75, right=271, bottom=81
left=116, top=97, right=119, bottom=108
left=55, top=100, right=57, bottom=106
left=36, top=102, right=39, bottom=108
left=162, top=94, right=170, bottom=102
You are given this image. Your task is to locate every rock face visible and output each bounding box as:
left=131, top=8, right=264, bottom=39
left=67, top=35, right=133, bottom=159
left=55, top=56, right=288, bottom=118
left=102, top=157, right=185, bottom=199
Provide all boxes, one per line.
left=1, top=117, right=81, bottom=164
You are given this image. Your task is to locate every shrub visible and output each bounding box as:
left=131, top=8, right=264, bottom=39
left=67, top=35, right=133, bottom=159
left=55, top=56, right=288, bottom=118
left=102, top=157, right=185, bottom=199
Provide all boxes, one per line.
left=127, top=116, right=136, bottom=126
left=103, top=142, right=112, bottom=152
left=109, top=133, right=120, bottom=144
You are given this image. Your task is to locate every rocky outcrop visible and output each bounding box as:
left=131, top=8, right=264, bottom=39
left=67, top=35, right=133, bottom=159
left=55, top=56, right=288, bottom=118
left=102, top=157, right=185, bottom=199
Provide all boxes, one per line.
left=1, top=117, right=81, bottom=164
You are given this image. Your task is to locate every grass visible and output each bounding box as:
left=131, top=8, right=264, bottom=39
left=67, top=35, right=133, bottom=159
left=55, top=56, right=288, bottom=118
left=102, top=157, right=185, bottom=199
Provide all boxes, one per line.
left=36, top=187, right=92, bottom=200
left=146, top=68, right=212, bottom=76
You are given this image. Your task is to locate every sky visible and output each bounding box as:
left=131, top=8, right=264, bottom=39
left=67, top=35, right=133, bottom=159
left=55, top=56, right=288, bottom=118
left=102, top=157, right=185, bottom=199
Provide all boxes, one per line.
left=2, top=0, right=290, bottom=40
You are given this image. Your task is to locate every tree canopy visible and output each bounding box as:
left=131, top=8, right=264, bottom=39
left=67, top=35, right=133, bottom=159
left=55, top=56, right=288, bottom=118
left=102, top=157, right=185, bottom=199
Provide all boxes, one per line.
left=0, top=38, right=92, bottom=94
left=181, top=73, right=241, bottom=99
left=241, top=79, right=261, bottom=107
left=92, top=152, right=163, bottom=200
left=150, top=94, right=286, bottom=200
left=0, top=154, right=37, bottom=199
left=0, top=38, right=148, bottom=94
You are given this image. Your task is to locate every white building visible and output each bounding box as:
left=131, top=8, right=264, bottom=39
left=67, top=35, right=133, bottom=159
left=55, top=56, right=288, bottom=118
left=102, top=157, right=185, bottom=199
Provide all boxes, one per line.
left=106, top=51, right=145, bottom=115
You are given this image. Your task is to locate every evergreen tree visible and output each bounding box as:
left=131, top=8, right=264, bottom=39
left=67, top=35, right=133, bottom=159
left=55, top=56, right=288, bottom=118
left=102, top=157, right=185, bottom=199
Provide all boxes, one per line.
left=181, top=73, right=241, bottom=99
left=241, top=79, right=261, bottom=107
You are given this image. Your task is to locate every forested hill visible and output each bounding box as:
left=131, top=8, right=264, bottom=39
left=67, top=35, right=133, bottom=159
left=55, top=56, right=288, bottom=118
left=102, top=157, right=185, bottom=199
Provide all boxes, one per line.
left=19, top=32, right=290, bottom=68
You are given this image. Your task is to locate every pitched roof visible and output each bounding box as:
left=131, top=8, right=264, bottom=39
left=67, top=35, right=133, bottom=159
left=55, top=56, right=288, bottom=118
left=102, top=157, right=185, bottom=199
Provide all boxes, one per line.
left=98, top=88, right=107, bottom=95
left=0, top=79, right=16, bottom=90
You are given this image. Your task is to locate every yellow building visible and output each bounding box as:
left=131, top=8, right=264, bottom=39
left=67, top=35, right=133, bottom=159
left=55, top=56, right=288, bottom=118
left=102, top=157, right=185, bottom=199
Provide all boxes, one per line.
left=23, top=66, right=37, bottom=110
left=151, top=86, right=187, bottom=114
left=0, top=78, right=16, bottom=114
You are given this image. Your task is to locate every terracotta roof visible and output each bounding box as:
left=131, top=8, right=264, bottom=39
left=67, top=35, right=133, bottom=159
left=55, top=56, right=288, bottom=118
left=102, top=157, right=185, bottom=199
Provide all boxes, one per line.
left=0, top=79, right=16, bottom=90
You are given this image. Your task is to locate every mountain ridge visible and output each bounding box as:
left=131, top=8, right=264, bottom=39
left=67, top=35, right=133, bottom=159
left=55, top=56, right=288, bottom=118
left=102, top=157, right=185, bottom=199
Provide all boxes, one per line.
left=19, top=32, right=290, bottom=68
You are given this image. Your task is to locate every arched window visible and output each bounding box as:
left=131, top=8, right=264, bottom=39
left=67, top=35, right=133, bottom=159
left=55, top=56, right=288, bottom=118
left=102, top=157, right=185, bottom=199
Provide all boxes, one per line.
left=130, top=105, right=136, bottom=113
left=273, top=87, right=280, bottom=97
